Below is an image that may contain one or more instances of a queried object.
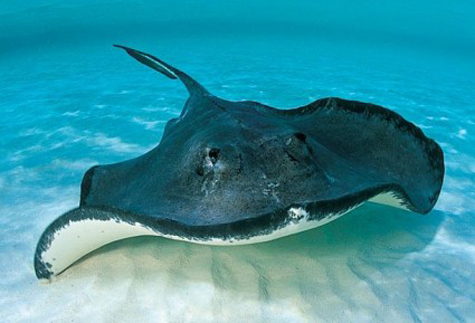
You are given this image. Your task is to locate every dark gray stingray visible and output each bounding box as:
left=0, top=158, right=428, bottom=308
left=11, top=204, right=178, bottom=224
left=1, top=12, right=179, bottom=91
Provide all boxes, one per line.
left=34, top=45, right=445, bottom=281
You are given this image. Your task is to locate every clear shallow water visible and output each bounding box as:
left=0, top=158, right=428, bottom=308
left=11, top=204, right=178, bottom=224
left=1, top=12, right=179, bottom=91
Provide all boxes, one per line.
left=1, top=2, right=475, bottom=322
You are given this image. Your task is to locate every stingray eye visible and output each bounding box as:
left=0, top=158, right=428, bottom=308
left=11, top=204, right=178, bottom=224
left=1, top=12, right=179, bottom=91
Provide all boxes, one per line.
left=294, top=132, right=307, bottom=142
left=208, top=148, right=220, bottom=164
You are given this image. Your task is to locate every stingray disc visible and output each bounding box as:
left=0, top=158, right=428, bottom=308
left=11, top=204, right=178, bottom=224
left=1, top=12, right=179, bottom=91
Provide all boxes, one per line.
left=34, top=45, right=445, bottom=280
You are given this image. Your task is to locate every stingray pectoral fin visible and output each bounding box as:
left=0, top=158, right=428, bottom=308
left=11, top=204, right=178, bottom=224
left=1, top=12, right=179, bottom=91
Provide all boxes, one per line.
left=275, top=97, right=445, bottom=214
left=34, top=207, right=161, bottom=281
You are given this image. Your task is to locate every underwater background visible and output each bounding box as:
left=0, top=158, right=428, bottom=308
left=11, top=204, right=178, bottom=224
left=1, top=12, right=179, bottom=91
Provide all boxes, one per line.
left=1, top=1, right=474, bottom=322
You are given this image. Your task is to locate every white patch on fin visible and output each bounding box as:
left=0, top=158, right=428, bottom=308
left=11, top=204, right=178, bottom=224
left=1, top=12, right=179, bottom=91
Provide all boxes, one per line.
left=369, top=191, right=410, bottom=211
left=288, top=207, right=309, bottom=219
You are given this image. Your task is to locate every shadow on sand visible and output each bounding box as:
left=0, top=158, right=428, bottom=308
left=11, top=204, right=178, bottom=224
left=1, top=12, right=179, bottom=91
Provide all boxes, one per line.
left=64, top=203, right=445, bottom=300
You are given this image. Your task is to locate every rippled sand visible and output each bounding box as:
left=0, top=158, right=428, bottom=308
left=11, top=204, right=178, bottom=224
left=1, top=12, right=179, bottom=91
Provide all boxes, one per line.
left=3, top=199, right=474, bottom=322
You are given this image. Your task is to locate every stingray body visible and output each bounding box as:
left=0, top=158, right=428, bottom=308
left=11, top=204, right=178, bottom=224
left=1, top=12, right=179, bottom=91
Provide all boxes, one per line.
left=34, top=45, right=444, bottom=280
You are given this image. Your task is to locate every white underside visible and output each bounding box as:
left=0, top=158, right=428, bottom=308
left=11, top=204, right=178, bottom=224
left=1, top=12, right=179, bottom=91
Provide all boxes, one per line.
left=368, top=191, right=409, bottom=211
left=41, top=191, right=408, bottom=279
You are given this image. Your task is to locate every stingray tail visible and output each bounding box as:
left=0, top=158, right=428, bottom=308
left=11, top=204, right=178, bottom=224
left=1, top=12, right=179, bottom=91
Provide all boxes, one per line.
left=113, top=44, right=209, bottom=97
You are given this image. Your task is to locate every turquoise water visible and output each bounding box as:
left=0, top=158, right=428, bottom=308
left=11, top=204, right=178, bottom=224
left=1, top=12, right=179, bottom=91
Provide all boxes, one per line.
left=1, top=2, right=475, bottom=322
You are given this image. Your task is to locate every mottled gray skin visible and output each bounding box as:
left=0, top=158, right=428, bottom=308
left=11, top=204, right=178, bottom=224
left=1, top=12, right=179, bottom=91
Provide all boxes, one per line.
left=34, top=45, right=444, bottom=280
left=82, top=46, right=443, bottom=224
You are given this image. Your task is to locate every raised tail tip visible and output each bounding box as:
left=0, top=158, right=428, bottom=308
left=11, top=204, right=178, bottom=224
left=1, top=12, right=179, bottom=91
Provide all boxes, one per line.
left=112, top=44, right=210, bottom=96
left=113, top=44, right=178, bottom=80
left=113, top=44, right=132, bottom=51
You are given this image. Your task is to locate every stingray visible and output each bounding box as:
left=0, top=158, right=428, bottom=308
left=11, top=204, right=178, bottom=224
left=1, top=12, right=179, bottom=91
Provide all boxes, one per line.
left=34, top=45, right=445, bottom=281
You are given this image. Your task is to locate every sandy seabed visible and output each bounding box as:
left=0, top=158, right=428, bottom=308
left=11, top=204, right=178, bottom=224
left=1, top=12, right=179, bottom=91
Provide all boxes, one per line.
left=2, top=196, right=474, bottom=323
